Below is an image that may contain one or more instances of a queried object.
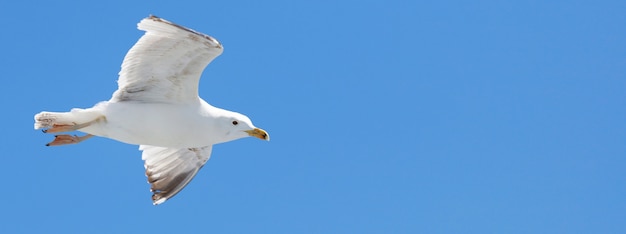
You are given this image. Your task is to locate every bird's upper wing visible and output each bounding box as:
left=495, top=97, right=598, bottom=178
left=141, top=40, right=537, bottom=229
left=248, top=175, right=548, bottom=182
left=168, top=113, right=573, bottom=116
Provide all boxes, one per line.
left=111, top=15, right=223, bottom=104
left=140, top=145, right=212, bottom=205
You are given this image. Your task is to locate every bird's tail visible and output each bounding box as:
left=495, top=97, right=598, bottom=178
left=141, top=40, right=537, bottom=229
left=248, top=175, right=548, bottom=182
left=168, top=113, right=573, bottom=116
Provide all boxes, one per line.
left=34, top=109, right=102, bottom=130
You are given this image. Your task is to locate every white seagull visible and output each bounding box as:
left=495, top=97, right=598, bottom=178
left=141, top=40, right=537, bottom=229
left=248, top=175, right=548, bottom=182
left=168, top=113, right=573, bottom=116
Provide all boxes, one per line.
left=34, top=15, right=270, bottom=205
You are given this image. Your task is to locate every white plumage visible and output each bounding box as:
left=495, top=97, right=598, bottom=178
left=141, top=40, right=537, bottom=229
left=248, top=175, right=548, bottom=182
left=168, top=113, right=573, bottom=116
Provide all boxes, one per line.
left=113, top=16, right=223, bottom=103
left=34, top=15, right=269, bottom=205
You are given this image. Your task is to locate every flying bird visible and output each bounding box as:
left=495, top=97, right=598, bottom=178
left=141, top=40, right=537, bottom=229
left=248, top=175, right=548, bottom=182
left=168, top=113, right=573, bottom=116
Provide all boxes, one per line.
left=34, top=15, right=269, bottom=205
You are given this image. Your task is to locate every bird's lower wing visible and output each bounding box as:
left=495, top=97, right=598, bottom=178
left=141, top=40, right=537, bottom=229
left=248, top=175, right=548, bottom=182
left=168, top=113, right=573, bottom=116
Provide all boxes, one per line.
left=140, top=145, right=212, bottom=205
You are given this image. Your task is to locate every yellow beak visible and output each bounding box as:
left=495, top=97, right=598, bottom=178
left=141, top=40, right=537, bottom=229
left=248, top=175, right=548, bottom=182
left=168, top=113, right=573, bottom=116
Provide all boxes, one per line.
left=245, top=128, right=270, bottom=141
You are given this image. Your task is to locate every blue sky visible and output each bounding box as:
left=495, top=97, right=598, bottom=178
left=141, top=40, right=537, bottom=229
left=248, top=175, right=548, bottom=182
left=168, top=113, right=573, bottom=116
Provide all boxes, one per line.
left=2, top=0, right=625, bottom=233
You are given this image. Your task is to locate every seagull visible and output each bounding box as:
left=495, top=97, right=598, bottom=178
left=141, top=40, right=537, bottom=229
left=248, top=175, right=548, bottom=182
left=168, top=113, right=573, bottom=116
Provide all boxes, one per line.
left=33, top=15, right=269, bottom=205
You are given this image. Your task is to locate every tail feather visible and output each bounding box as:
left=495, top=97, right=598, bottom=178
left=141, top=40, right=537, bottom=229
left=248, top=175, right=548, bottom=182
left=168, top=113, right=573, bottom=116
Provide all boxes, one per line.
left=34, top=109, right=102, bottom=130
left=35, top=112, right=65, bottom=129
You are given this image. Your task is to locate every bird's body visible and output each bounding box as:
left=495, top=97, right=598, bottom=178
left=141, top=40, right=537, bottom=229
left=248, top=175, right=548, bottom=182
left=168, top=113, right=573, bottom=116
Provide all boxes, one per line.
left=63, top=100, right=233, bottom=147
left=34, top=15, right=269, bottom=205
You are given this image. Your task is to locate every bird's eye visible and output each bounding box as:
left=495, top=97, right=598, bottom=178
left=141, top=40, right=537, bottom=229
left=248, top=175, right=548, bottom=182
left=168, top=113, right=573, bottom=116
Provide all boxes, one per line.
left=232, top=120, right=238, bottom=125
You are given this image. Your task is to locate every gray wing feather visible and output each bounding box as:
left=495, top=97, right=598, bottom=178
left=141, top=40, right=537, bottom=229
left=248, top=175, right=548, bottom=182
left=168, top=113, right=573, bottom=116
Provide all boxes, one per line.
left=111, top=15, right=223, bottom=103
left=140, top=145, right=212, bottom=205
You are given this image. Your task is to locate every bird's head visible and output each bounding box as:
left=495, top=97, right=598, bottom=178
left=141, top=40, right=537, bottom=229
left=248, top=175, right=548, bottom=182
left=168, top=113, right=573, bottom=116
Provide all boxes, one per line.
left=217, top=111, right=269, bottom=143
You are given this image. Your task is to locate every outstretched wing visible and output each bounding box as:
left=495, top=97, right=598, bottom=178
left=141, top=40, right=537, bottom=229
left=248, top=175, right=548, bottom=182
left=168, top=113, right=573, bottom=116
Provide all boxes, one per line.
left=140, top=145, right=213, bottom=205
left=111, top=15, right=223, bottom=103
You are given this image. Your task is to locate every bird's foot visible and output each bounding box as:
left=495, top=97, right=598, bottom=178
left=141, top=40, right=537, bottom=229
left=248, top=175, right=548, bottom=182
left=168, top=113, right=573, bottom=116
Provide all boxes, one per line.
left=46, top=134, right=94, bottom=146
left=41, top=116, right=105, bottom=133
left=43, top=124, right=78, bottom=133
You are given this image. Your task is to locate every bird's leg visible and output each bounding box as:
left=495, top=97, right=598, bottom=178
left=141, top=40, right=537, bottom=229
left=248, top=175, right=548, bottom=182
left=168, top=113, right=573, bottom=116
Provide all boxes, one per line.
left=46, top=134, right=94, bottom=146
left=42, top=116, right=105, bottom=133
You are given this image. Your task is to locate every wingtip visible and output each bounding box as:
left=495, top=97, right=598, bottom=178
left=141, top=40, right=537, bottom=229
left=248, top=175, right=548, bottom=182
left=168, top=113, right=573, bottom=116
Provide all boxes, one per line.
left=152, top=195, right=167, bottom=205
left=140, top=15, right=164, bottom=28
left=147, top=14, right=161, bottom=20
left=136, top=15, right=223, bottom=50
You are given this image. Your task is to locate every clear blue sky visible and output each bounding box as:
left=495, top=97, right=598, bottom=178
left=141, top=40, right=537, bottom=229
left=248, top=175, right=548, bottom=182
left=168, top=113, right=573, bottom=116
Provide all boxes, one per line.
left=2, top=0, right=624, bottom=233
